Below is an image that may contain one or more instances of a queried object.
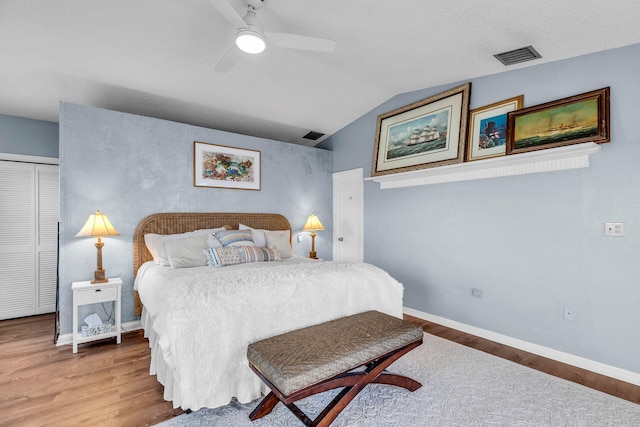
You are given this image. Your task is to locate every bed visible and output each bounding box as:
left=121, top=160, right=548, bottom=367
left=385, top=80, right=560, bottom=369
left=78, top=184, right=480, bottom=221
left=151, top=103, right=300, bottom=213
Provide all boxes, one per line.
left=133, top=212, right=405, bottom=411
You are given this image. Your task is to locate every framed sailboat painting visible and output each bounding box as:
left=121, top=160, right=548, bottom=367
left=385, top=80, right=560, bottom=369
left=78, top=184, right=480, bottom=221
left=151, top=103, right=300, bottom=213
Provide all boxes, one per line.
left=506, top=87, right=610, bottom=155
left=371, top=83, right=471, bottom=177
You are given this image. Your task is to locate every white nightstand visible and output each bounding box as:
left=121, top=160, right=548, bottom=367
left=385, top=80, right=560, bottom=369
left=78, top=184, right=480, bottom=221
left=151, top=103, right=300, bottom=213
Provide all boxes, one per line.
left=72, top=277, right=122, bottom=354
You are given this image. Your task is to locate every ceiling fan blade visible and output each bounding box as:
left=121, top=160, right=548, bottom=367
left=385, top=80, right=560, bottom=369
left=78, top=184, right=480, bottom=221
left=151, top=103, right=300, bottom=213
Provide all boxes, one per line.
left=265, top=32, right=336, bottom=52
left=208, top=0, right=246, bottom=28
left=215, top=46, right=242, bottom=73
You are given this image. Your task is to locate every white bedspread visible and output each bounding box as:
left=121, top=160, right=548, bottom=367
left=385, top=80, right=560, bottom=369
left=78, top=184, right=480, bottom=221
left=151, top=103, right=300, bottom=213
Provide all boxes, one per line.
left=135, top=258, right=404, bottom=410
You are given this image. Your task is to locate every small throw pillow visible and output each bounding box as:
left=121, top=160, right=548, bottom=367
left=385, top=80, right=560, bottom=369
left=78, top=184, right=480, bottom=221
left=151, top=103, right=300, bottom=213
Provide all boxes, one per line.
left=265, top=230, right=293, bottom=258
left=204, top=246, right=280, bottom=267
left=163, top=235, right=208, bottom=268
left=215, top=229, right=254, bottom=247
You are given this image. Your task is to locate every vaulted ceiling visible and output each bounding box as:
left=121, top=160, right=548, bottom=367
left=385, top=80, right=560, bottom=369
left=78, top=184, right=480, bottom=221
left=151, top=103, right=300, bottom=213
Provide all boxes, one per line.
left=1, top=0, right=639, bottom=146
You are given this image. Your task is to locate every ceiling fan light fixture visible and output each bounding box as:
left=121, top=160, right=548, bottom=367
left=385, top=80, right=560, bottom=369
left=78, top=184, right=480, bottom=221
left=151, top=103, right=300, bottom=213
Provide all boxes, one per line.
left=235, top=28, right=266, bottom=54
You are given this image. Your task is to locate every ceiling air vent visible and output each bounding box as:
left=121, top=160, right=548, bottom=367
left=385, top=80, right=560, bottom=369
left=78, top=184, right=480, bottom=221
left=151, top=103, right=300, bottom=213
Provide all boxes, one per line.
left=303, top=131, right=325, bottom=141
left=494, top=45, right=541, bottom=66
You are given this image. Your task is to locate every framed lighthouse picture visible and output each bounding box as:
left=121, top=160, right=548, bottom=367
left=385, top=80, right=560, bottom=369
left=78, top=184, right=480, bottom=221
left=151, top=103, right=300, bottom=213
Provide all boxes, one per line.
left=466, top=95, right=524, bottom=161
left=371, top=83, right=471, bottom=177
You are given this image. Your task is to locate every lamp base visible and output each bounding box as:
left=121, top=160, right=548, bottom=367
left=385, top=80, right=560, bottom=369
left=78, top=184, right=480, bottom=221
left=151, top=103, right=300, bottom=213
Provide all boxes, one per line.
left=308, top=251, right=318, bottom=259
left=91, top=268, right=108, bottom=284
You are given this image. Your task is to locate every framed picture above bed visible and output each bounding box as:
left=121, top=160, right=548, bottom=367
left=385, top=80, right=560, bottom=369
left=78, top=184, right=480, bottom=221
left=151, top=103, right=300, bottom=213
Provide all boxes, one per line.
left=194, top=141, right=261, bottom=190
left=371, top=82, right=471, bottom=177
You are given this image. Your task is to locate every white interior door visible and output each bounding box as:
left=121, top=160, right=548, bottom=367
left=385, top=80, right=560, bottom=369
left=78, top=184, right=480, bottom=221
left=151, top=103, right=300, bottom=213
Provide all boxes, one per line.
left=333, top=168, right=363, bottom=262
left=0, top=161, right=59, bottom=320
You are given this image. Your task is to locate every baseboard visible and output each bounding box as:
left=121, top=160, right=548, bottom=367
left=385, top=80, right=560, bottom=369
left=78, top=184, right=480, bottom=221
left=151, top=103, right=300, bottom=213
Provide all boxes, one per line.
left=56, top=320, right=142, bottom=346
left=404, top=306, right=640, bottom=387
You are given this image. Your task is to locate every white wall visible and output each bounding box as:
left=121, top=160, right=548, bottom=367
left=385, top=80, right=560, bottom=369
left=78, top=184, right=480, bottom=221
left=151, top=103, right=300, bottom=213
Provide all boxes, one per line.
left=321, top=43, right=640, bottom=374
left=58, top=103, right=332, bottom=334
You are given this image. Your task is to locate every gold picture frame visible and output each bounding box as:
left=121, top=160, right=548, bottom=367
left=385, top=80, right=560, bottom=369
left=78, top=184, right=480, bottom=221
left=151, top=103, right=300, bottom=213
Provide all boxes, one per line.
left=371, top=83, right=471, bottom=176
left=466, top=95, right=524, bottom=161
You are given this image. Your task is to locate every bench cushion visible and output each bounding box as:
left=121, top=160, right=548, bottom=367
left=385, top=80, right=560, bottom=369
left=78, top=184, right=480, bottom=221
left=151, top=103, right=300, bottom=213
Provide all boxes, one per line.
left=247, top=310, right=423, bottom=396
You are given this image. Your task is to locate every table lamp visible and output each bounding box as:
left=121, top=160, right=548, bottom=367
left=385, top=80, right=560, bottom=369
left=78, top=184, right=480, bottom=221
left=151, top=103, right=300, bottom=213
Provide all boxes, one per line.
left=302, top=213, right=324, bottom=259
left=75, top=210, right=120, bottom=284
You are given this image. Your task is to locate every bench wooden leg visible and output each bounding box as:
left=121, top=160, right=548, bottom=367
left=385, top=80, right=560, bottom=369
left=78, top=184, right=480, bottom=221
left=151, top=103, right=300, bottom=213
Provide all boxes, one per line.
left=249, top=338, right=422, bottom=426
left=249, top=391, right=279, bottom=420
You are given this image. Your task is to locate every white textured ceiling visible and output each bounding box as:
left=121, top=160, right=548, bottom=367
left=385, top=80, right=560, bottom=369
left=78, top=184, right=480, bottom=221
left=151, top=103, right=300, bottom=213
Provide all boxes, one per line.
left=1, top=0, right=639, bottom=146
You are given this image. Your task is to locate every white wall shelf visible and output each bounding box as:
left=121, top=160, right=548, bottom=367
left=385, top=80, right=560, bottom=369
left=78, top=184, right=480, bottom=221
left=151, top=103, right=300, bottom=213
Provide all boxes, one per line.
left=365, top=142, right=601, bottom=189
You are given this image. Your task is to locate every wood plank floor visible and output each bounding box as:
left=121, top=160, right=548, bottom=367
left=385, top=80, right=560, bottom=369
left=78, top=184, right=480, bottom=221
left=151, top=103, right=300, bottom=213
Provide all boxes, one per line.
left=1, top=313, right=638, bottom=427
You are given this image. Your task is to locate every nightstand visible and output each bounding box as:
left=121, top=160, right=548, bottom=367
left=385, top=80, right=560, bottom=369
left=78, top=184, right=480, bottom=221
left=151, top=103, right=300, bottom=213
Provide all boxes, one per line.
left=72, top=277, right=122, bottom=353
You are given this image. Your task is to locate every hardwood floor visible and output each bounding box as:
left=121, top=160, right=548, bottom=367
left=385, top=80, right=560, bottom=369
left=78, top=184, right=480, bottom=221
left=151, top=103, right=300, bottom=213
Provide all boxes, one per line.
left=1, top=313, right=638, bottom=427
left=0, top=314, right=182, bottom=427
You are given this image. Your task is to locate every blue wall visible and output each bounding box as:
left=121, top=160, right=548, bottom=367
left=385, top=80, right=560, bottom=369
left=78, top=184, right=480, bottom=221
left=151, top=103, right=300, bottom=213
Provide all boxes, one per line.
left=0, top=114, right=59, bottom=158
left=58, top=103, right=333, bottom=334
left=321, top=43, right=640, bottom=374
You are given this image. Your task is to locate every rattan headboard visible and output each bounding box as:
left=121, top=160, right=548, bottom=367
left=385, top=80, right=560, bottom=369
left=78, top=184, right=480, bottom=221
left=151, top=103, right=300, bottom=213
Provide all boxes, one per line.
left=133, top=212, right=291, bottom=316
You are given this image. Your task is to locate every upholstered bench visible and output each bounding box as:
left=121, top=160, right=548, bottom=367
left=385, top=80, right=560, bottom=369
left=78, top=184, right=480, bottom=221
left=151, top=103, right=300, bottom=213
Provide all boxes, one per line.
left=247, top=310, right=424, bottom=426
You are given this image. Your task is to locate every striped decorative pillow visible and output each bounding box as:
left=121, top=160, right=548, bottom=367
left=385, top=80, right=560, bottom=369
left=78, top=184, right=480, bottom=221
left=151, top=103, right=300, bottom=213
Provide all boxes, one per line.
left=203, top=246, right=280, bottom=267
left=214, top=229, right=254, bottom=247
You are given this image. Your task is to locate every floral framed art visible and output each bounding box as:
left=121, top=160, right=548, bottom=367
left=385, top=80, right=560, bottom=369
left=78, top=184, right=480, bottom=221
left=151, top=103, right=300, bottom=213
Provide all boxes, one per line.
left=506, top=87, right=610, bottom=155
left=371, top=82, right=471, bottom=177
left=194, top=141, right=261, bottom=190
left=466, top=95, right=524, bottom=161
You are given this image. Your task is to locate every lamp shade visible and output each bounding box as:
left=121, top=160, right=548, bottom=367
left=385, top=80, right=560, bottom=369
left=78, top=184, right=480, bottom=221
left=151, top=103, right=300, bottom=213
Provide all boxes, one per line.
left=302, top=213, right=324, bottom=232
left=75, top=210, right=120, bottom=238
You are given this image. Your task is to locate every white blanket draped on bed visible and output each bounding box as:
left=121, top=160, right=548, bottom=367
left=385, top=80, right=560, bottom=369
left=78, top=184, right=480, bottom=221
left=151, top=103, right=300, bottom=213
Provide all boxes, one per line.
left=135, top=258, right=404, bottom=410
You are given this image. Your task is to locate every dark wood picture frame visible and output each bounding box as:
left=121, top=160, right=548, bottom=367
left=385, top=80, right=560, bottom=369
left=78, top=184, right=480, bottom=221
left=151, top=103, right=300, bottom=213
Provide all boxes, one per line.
left=506, top=87, right=610, bottom=155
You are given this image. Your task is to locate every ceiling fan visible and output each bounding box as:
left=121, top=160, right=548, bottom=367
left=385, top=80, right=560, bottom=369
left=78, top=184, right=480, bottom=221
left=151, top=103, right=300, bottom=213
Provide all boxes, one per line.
left=210, top=0, right=337, bottom=72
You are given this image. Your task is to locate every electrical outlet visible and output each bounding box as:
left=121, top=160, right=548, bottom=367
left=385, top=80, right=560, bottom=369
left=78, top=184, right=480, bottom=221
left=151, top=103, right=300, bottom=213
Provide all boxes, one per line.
left=472, top=288, right=483, bottom=298
left=604, top=222, right=624, bottom=237
left=563, top=307, right=574, bottom=321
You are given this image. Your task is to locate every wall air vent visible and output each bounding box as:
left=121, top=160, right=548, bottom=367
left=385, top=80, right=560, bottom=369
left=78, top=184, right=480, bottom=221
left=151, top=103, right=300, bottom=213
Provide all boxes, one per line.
left=494, top=45, right=542, bottom=66
left=303, top=131, right=325, bottom=141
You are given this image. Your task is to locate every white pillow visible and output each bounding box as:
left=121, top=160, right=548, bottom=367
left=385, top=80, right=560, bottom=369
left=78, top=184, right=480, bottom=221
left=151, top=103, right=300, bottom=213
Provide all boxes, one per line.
left=144, top=227, right=227, bottom=266
left=239, top=223, right=267, bottom=248
left=163, top=235, right=208, bottom=269
left=265, top=230, right=293, bottom=258
left=205, top=233, right=223, bottom=248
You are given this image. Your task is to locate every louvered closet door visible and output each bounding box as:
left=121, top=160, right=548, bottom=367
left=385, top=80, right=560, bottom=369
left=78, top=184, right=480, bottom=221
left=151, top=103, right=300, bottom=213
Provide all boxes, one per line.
left=36, top=164, right=59, bottom=314
left=0, top=161, right=59, bottom=320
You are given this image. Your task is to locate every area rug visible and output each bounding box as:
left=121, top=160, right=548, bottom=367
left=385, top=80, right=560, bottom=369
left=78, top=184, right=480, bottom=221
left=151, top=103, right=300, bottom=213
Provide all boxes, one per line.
left=155, top=333, right=640, bottom=426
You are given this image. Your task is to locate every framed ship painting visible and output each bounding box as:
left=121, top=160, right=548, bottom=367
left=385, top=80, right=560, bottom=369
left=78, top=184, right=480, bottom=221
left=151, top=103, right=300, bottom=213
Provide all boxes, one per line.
left=194, top=141, right=261, bottom=190
left=466, top=95, right=523, bottom=161
left=371, top=83, right=471, bottom=177
left=506, top=87, right=610, bottom=155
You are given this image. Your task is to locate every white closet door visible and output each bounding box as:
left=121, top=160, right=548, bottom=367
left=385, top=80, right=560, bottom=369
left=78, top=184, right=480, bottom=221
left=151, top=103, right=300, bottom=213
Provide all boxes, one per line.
left=0, top=161, right=36, bottom=319
left=0, top=161, right=59, bottom=320
left=36, top=164, right=59, bottom=314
